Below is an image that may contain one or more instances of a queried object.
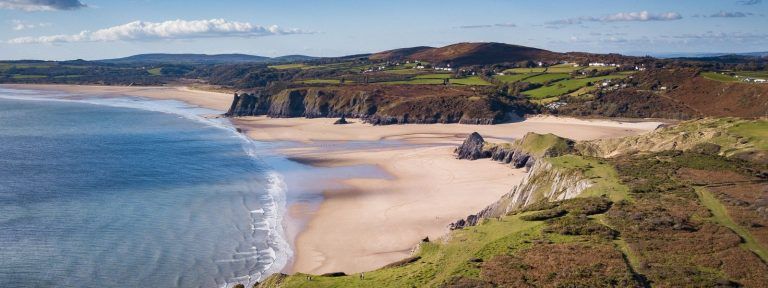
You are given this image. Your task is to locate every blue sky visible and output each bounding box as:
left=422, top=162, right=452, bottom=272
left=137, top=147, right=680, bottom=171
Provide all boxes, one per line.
left=0, top=0, right=766, bottom=60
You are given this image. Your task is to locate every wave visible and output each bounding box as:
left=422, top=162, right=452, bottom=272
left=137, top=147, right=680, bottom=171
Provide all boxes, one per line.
left=0, top=87, right=292, bottom=287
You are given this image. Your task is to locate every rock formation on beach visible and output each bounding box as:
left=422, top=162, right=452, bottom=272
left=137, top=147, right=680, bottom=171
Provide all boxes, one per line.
left=454, top=132, right=488, bottom=160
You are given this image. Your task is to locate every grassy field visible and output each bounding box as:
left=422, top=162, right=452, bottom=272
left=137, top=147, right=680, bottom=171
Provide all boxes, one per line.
left=269, top=63, right=307, bottom=70
left=11, top=74, right=47, bottom=79
left=493, top=73, right=537, bottom=83
left=523, top=75, right=624, bottom=99
left=546, top=63, right=583, bottom=73
left=385, top=68, right=422, bottom=75
left=379, top=78, right=445, bottom=85
left=523, top=73, right=569, bottom=84
left=450, top=76, right=492, bottom=86
left=296, top=79, right=341, bottom=84
left=548, top=155, right=630, bottom=202
left=585, top=66, right=617, bottom=72
left=504, top=67, right=546, bottom=74
left=728, top=120, right=768, bottom=150
left=702, top=72, right=741, bottom=82
left=379, top=76, right=491, bottom=86
left=413, top=73, right=452, bottom=79
left=147, top=68, right=162, bottom=76
left=734, top=71, right=768, bottom=79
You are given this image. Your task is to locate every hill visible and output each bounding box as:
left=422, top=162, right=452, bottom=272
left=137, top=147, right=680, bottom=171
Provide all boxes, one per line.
left=370, top=42, right=561, bottom=66
left=98, top=53, right=315, bottom=64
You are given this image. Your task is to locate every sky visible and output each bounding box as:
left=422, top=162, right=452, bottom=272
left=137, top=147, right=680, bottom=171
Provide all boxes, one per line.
left=0, top=0, right=766, bottom=60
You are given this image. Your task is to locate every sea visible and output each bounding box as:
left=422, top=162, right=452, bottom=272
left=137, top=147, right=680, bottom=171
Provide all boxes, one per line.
left=0, top=88, right=293, bottom=287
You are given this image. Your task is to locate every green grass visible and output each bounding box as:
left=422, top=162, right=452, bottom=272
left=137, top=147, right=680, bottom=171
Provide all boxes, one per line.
left=269, top=215, right=544, bottom=287
left=450, top=76, right=493, bottom=86
left=269, top=63, right=307, bottom=70
left=296, top=79, right=341, bottom=84
left=378, top=78, right=445, bottom=85
left=147, top=68, right=162, bottom=76
left=378, top=76, right=491, bottom=86
left=695, top=187, right=768, bottom=262
left=493, top=73, right=538, bottom=83
left=523, top=75, right=625, bottom=99
left=728, top=120, right=768, bottom=150
left=11, top=74, right=47, bottom=79
left=517, top=133, right=572, bottom=157
left=523, top=73, right=569, bottom=84
left=413, top=73, right=452, bottom=79
left=548, top=155, right=630, bottom=202
left=504, top=67, right=546, bottom=73
left=546, top=64, right=583, bottom=73
left=701, top=72, right=741, bottom=82
left=586, top=66, right=617, bottom=72
left=733, top=71, right=768, bottom=79
left=385, top=68, right=421, bottom=75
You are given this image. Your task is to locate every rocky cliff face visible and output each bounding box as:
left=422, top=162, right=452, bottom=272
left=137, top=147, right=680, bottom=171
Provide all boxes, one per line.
left=225, top=85, right=527, bottom=125
left=450, top=159, right=593, bottom=229
left=450, top=132, right=586, bottom=229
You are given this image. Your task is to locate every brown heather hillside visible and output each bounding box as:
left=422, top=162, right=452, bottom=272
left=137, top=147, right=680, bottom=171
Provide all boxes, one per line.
left=370, top=42, right=561, bottom=66
left=368, top=46, right=433, bottom=61
left=557, top=68, right=768, bottom=119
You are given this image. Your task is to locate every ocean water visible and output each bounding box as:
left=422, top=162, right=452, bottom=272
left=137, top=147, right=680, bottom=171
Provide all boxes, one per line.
left=0, top=89, right=290, bottom=287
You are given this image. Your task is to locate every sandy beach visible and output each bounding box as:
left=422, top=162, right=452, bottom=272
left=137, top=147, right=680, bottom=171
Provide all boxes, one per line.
left=1, top=84, right=664, bottom=275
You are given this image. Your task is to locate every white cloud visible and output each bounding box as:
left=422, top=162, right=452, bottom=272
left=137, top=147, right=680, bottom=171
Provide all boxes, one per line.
left=10, top=19, right=51, bottom=30
left=0, top=0, right=85, bottom=11
left=549, top=11, right=682, bottom=25
left=8, top=18, right=310, bottom=44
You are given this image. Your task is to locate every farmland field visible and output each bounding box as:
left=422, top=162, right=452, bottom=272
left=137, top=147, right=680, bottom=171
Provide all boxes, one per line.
left=733, top=71, right=768, bottom=79
left=546, top=63, right=583, bottom=73
left=297, top=79, right=341, bottom=84
left=523, top=75, right=625, bottom=99
left=523, top=73, right=569, bottom=84
left=269, top=63, right=307, bottom=70
left=494, top=73, right=538, bottom=83
left=505, top=67, right=546, bottom=73
left=385, top=69, right=421, bottom=75
left=450, top=76, right=492, bottom=86
left=379, top=76, right=491, bottom=86
left=378, top=78, right=445, bottom=85
left=702, top=72, right=741, bottom=82
left=413, top=73, right=452, bottom=79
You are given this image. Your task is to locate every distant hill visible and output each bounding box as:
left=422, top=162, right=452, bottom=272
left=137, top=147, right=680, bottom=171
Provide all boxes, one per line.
left=370, top=42, right=561, bottom=66
left=656, top=51, right=768, bottom=59
left=98, top=53, right=317, bottom=65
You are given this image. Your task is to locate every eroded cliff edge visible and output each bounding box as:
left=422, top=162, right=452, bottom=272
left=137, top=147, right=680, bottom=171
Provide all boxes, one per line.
left=225, top=85, right=535, bottom=125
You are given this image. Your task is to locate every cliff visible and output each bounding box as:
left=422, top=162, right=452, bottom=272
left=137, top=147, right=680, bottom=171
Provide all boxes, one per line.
left=225, top=85, right=529, bottom=125
left=450, top=158, right=593, bottom=229
left=450, top=132, right=584, bottom=229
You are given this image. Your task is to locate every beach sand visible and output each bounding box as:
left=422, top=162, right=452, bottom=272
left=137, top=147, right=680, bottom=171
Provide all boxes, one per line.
left=1, top=84, right=664, bottom=274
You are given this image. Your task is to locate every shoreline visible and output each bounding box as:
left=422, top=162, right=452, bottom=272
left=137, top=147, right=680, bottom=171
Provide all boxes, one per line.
left=1, top=83, right=665, bottom=275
